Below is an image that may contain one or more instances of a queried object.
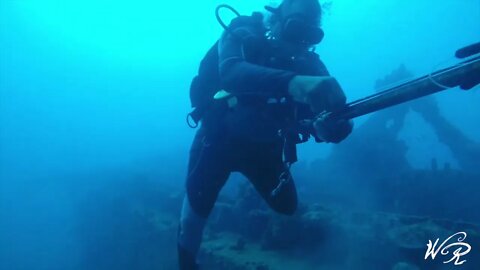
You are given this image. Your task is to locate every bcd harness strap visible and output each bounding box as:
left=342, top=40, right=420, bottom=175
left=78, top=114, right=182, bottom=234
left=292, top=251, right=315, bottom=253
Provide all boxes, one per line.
left=190, top=90, right=312, bottom=164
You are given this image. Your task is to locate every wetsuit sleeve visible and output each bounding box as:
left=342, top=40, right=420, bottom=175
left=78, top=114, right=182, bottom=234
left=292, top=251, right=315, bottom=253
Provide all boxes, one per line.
left=218, top=14, right=296, bottom=96
left=296, top=53, right=331, bottom=121
left=301, top=54, right=332, bottom=142
left=307, top=52, right=330, bottom=77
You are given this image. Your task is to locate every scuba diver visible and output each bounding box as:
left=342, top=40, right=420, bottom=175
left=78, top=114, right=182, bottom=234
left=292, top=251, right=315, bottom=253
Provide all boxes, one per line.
left=178, top=0, right=353, bottom=269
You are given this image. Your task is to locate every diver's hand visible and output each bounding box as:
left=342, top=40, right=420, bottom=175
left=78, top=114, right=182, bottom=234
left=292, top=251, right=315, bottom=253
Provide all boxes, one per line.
left=288, top=75, right=346, bottom=113
left=313, top=117, right=353, bottom=144
left=460, top=70, right=480, bottom=90
left=288, top=75, right=352, bottom=143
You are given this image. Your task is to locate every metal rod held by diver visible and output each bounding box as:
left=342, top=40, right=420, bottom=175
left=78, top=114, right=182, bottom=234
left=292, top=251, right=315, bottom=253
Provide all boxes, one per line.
left=328, top=56, right=480, bottom=121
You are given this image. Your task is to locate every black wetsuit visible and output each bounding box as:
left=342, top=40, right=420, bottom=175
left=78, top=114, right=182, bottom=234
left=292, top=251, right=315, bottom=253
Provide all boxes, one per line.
left=178, top=13, right=329, bottom=269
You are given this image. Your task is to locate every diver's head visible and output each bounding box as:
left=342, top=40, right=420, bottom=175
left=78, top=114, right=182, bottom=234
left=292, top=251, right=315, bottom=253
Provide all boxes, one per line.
left=266, top=0, right=324, bottom=48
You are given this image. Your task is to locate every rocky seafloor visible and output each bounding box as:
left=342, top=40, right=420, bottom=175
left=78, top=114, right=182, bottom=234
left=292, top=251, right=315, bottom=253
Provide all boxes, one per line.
left=200, top=205, right=479, bottom=270
left=75, top=168, right=480, bottom=270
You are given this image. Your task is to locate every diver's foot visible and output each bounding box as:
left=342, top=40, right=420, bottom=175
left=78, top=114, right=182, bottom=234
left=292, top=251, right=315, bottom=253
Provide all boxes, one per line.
left=178, top=244, right=199, bottom=270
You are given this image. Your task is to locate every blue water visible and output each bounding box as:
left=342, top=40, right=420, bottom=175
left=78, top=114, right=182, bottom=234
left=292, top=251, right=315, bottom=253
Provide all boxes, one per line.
left=1, top=1, right=479, bottom=269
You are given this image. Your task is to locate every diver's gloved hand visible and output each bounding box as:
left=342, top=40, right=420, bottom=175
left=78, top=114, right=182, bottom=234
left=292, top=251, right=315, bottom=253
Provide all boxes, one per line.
left=288, top=75, right=347, bottom=113
left=460, top=70, right=480, bottom=90
left=313, top=117, right=353, bottom=144
left=288, top=75, right=352, bottom=143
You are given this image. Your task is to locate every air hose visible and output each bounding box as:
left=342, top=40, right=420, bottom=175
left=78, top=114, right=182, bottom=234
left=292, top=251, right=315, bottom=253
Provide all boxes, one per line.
left=215, top=4, right=241, bottom=31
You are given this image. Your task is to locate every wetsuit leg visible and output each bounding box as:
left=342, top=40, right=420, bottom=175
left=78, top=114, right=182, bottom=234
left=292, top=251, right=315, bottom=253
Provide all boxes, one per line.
left=239, top=142, right=298, bottom=215
left=178, top=128, right=231, bottom=269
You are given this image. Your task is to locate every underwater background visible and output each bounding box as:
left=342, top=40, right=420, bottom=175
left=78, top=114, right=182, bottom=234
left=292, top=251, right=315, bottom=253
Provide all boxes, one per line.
left=1, top=0, right=480, bottom=269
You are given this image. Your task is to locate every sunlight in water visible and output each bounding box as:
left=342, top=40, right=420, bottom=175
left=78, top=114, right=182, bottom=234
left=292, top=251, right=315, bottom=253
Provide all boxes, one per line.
left=9, top=0, right=222, bottom=62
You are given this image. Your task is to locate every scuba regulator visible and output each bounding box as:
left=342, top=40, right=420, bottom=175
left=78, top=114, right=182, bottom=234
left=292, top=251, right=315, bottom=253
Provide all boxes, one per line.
left=215, top=3, right=324, bottom=46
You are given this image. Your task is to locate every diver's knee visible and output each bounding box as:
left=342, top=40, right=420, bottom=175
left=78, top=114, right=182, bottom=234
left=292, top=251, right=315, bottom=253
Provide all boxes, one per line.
left=281, top=203, right=298, bottom=216
left=185, top=183, right=210, bottom=218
